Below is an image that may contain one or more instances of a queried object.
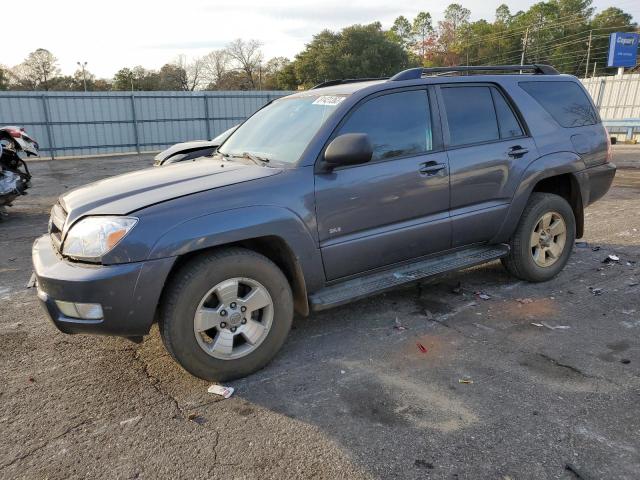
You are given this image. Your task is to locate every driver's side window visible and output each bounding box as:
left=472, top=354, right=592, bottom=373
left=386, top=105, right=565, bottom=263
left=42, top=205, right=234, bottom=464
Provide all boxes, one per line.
left=337, top=90, right=432, bottom=162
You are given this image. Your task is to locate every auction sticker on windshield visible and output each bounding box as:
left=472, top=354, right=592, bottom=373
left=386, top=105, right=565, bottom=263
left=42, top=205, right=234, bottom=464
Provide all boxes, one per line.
left=312, top=95, right=346, bottom=106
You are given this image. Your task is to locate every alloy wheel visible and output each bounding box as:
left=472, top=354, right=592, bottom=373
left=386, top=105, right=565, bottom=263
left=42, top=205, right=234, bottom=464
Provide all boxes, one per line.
left=193, top=277, right=273, bottom=360
left=530, top=211, right=567, bottom=268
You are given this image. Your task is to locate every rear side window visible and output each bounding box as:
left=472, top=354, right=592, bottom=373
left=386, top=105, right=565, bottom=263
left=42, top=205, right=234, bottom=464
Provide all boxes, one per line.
left=519, top=81, right=598, bottom=127
left=337, top=90, right=432, bottom=162
left=441, top=86, right=499, bottom=146
left=491, top=87, right=524, bottom=139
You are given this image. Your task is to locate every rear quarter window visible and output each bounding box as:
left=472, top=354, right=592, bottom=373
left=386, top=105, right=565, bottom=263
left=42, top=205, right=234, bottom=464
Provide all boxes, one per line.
left=519, top=81, right=599, bottom=128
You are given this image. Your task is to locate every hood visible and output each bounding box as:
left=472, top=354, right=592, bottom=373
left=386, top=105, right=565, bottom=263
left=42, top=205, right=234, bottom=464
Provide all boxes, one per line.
left=60, top=159, right=281, bottom=224
left=154, top=140, right=218, bottom=162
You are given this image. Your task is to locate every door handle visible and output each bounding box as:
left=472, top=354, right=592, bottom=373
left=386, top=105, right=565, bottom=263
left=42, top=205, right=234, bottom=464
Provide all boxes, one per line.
left=419, top=161, right=446, bottom=176
left=507, top=146, right=529, bottom=158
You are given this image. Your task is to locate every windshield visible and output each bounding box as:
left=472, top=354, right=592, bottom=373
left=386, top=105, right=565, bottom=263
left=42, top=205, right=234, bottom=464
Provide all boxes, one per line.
left=218, top=95, right=346, bottom=165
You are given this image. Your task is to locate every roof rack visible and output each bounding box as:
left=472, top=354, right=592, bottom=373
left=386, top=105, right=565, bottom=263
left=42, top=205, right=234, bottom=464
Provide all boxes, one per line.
left=311, top=77, right=388, bottom=89
left=389, top=64, right=559, bottom=81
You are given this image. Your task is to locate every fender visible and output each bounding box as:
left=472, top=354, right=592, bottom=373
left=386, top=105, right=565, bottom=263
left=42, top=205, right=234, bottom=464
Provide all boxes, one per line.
left=147, top=205, right=325, bottom=293
left=491, top=151, right=587, bottom=243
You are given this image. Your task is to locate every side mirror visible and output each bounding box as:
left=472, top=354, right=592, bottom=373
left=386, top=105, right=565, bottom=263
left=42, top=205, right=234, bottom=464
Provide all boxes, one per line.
left=323, top=133, right=373, bottom=168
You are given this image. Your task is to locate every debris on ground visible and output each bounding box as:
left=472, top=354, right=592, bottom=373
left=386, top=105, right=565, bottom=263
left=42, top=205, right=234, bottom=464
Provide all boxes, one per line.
left=621, top=309, right=636, bottom=315
left=119, top=415, right=142, bottom=427
left=588, top=287, right=604, bottom=295
left=565, top=462, right=589, bottom=480
left=25, top=273, right=36, bottom=288
left=628, top=280, right=639, bottom=287
left=475, top=291, right=491, bottom=300
left=575, top=241, right=589, bottom=248
left=531, top=322, right=570, bottom=330
left=626, top=260, right=637, bottom=266
left=591, top=246, right=601, bottom=251
left=451, top=281, right=462, bottom=294
left=393, top=317, right=408, bottom=331
left=414, top=460, right=434, bottom=469
left=187, top=413, right=208, bottom=425
left=516, top=298, right=534, bottom=304
left=603, top=254, right=620, bottom=264
left=416, top=342, right=428, bottom=353
left=208, top=384, right=234, bottom=398
left=458, top=378, right=473, bottom=384
left=540, top=322, right=570, bottom=330
left=422, top=310, right=435, bottom=320
left=620, top=358, right=631, bottom=365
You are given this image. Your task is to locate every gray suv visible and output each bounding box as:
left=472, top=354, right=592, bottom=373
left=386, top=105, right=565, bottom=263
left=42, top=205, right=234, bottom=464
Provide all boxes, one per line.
left=32, top=64, right=616, bottom=381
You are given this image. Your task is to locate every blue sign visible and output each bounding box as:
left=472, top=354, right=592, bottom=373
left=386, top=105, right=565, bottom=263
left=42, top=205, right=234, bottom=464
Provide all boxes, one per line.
left=607, top=32, right=639, bottom=68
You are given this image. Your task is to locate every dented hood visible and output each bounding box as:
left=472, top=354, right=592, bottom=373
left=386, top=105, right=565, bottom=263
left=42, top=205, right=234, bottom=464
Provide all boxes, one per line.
left=60, top=159, right=280, bottom=224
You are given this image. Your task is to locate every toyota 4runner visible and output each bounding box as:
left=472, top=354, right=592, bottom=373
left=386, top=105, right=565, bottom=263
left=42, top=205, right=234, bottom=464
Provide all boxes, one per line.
left=32, top=64, right=616, bottom=380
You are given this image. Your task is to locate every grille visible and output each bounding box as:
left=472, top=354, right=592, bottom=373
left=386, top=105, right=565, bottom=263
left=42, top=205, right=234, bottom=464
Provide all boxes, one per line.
left=49, top=202, right=67, bottom=252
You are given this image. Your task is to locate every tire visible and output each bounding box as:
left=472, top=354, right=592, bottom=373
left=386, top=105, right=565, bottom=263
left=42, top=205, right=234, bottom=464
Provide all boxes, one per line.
left=159, top=247, right=293, bottom=381
left=501, top=193, right=576, bottom=282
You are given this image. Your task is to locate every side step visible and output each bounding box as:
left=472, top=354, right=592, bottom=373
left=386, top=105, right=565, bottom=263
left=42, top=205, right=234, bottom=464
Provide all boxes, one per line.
left=309, top=244, right=510, bottom=311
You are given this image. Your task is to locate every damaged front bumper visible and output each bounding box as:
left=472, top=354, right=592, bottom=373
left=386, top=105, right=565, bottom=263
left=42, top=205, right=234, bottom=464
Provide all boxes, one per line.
left=32, top=235, right=175, bottom=337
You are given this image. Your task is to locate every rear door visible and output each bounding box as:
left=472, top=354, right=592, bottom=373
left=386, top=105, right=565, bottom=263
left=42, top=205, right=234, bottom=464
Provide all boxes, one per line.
left=437, top=83, right=538, bottom=247
left=314, top=87, right=451, bottom=280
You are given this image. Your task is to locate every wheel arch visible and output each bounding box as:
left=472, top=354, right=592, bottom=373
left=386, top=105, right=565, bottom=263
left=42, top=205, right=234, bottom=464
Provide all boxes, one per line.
left=492, top=152, right=587, bottom=242
left=149, top=206, right=325, bottom=317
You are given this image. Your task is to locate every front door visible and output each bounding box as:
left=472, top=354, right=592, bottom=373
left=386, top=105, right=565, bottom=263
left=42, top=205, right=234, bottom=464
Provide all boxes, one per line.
left=315, top=88, right=451, bottom=280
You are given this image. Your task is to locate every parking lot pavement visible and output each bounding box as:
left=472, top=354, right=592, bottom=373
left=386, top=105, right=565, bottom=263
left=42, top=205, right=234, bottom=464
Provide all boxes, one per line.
left=1, top=153, right=639, bottom=480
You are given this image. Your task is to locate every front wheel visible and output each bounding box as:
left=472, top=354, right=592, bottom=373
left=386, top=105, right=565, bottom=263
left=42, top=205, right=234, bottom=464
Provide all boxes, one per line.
left=502, top=192, right=576, bottom=282
left=159, top=248, right=293, bottom=381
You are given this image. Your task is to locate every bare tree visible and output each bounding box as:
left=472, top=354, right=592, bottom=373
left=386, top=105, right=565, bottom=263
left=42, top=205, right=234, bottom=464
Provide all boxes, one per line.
left=17, top=48, right=61, bottom=90
left=226, top=39, right=264, bottom=88
left=201, top=49, right=230, bottom=89
left=173, top=54, right=204, bottom=91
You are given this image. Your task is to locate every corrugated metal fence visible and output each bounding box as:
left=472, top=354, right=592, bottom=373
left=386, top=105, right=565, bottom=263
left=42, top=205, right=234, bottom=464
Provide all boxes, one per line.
left=1, top=77, right=639, bottom=158
left=581, top=74, right=640, bottom=140
left=0, top=91, right=291, bottom=159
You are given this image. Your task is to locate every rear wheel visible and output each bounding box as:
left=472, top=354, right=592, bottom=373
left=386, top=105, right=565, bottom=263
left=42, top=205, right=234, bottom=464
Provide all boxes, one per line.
left=159, top=248, right=293, bottom=381
left=502, top=193, right=575, bottom=282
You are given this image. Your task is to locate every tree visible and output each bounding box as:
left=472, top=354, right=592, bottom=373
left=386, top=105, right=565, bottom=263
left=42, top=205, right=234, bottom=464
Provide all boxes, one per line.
left=436, top=4, right=472, bottom=65
left=412, top=12, right=435, bottom=61
left=15, top=48, right=60, bottom=90
left=202, top=49, right=230, bottom=89
left=226, top=39, right=264, bottom=88
left=292, top=23, right=408, bottom=88
left=261, top=57, right=292, bottom=90
left=388, top=16, right=413, bottom=48
left=0, top=66, right=9, bottom=90
left=173, top=54, right=203, bottom=91
left=113, top=67, right=135, bottom=90
left=495, top=4, right=512, bottom=24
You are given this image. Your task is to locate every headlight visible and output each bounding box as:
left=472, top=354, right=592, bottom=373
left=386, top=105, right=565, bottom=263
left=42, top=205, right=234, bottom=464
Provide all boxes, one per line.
left=62, top=216, right=137, bottom=260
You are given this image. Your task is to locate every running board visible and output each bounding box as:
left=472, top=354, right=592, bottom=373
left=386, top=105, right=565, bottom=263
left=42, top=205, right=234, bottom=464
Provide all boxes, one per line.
left=309, top=244, right=510, bottom=311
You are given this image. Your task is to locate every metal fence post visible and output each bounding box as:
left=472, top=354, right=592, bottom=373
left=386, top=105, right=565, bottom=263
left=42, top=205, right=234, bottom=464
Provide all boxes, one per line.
left=203, top=94, right=211, bottom=139
left=130, top=94, right=140, bottom=154
left=41, top=94, right=56, bottom=160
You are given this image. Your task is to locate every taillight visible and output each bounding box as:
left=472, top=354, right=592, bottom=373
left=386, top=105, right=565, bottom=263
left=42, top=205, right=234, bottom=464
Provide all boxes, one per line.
left=8, top=129, right=22, bottom=138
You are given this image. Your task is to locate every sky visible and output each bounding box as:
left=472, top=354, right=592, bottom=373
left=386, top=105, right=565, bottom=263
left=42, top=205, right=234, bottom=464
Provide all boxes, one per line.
left=3, top=0, right=639, bottom=78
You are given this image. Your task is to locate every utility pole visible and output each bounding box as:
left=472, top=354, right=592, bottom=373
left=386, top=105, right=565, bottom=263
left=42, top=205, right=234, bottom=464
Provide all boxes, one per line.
left=585, top=30, right=592, bottom=78
left=520, top=27, right=530, bottom=72
left=77, top=61, right=88, bottom=92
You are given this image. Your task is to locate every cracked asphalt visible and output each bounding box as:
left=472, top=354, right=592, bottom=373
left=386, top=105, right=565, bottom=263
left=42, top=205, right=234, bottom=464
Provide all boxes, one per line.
left=1, top=149, right=639, bottom=479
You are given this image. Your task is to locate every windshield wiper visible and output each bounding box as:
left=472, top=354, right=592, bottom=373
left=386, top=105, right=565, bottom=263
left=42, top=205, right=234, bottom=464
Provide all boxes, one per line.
left=225, top=152, right=270, bottom=165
